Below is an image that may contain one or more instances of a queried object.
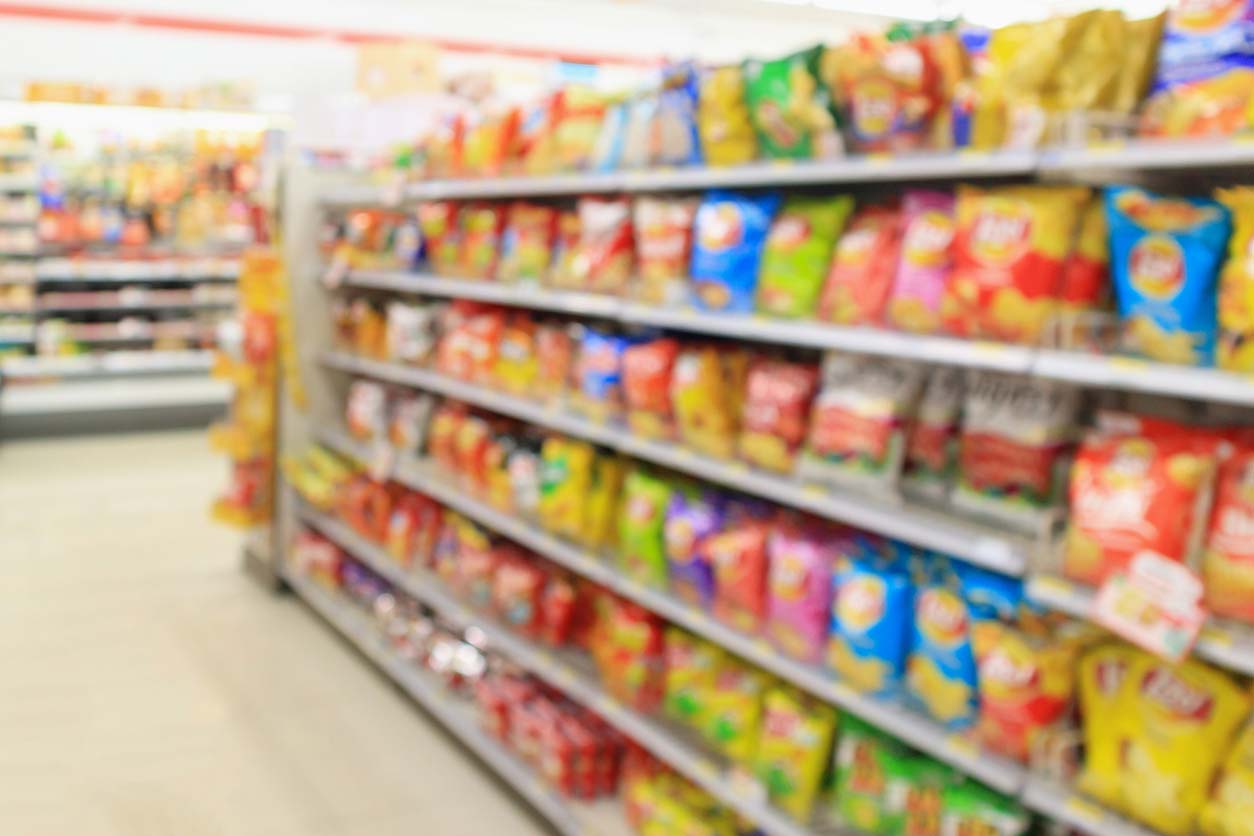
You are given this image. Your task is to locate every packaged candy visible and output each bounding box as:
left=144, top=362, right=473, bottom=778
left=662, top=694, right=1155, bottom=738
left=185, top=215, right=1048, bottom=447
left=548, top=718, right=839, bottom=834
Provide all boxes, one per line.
left=619, top=469, right=674, bottom=587
left=887, top=191, right=955, bottom=334
left=906, top=564, right=979, bottom=729
left=633, top=197, right=698, bottom=306
left=765, top=523, right=835, bottom=663
left=1200, top=720, right=1254, bottom=836
left=417, top=201, right=461, bottom=275
left=498, top=202, right=557, bottom=284
left=940, top=781, right=1030, bottom=836
left=494, top=312, right=539, bottom=396
left=943, top=185, right=1088, bottom=344
left=1058, top=198, right=1110, bottom=324
left=623, top=337, right=680, bottom=440
left=539, top=437, right=595, bottom=541
left=458, top=202, right=506, bottom=279
left=691, top=190, right=781, bottom=314
left=1106, top=186, right=1232, bottom=366
left=1076, top=642, right=1139, bottom=807
left=704, top=660, right=770, bottom=765
left=953, top=373, right=1078, bottom=532
left=754, top=685, right=836, bottom=821
left=571, top=327, right=631, bottom=422
left=1216, top=187, right=1254, bottom=371
left=534, top=322, right=573, bottom=400
left=1205, top=445, right=1254, bottom=622
left=800, top=353, right=923, bottom=491
left=738, top=357, right=819, bottom=474
left=903, top=367, right=965, bottom=498
left=756, top=195, right=854, bottom=319
left=663, top=628, right=724, bottom=729
left=581, top=452, right=625, bottom=552
left=820, top=203, right=903, bottom=326
left=1063, top=416, right=1220, bottom=586
left=707, top=515, right=771, bottom=633
left=548, top=209, right=582, bottom=289
left=697, top=65, right=758, bottom=167
left=829, top=544, right=914, bottom=698
left=655, top=63, right=702, bottom=167
left=743, top=46, right=842, bottom=161
left=664, top=488, right=724, bottom=608
left=671, top=344, right=748, bottom=460
left=571, top=197, right=634, bottom=295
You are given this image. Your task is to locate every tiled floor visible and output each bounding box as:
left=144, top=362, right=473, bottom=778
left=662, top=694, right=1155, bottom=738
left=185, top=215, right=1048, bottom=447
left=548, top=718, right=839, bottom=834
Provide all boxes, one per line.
left=0, top=430, right=548, bottom=836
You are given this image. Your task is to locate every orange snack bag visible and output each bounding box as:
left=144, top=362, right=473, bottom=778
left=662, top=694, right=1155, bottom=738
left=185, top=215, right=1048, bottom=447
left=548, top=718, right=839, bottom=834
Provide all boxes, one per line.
left=942, top=186, right=1088, bottom=344
left=819, top=204, right=903, bottom=325
left=1203, top=447, right=1254, bottom=624
left=1058, top=198, right=1109, bottom=315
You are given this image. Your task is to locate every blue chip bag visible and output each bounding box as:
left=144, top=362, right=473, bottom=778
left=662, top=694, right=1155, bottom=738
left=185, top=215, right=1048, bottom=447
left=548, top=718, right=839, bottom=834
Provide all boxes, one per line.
left=906, top=558, right=979, bottom=729
left=1106, top=186, right=1232, bottom=366
left=952, top=559, right=1022, bottom=622
left=691, top=190, right=781, bottom=313
left=656, top=63, right=703, bottom=167
left=571, top=327, right=632, bottom=420
left=1158, top=0, right=1254, bottom=70
left=829, top=545, right=914, bottom=699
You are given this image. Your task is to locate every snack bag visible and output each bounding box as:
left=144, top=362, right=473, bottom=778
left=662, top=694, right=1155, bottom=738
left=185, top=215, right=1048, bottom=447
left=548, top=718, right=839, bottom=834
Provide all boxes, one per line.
left=633, top=197, right=698, bottom=307
left=738, top=357, right=819, bottom=474
left=655, top=63, right=703, bottom=167
left=1200, top=720, right=1254, bottom=836
left=886, top=754, right=952, bottom=836
left=765, top=522, right=836, bottom=663
left=552, top=86, right=609, bottom=172
left=458, top=202, right=507, bottom=279
left=671, top=345, right=748, bottom=460
left=1063, top=417, right=1219, bottom=586
left=704, top=660, right=770, bottom=765
left=593, top=598, right=666, bottom=712
left=417, top=201, right=461, bottom=275
left=462, top=107, right=520, bottom=176
left=623, top=337, right=680, bottom=440
left=829, top=543, right=914, bottom=699
left=1203, top=447, right=1254, bottom=623
left=690, top=190, right=781, bottom=313
left=581, top=453, right=625, bottom=551
left=1216, top=187, right=1254, bottom=371
left=707, top=515, right=771, bottom=632
left=664, top=488, right=724, bottom=608
left=1106, top=186, right=1232, bottom=366
left=494, top=312, right=539, bottom=396
left=832, top=716, right=908, bottom=834
left=887, top=191, right=955, bottom=334
left=498, top=202, right=557, bottom=284
left=534, top=322, right=573, bottom=400
left=942, top=185, right=1088, bottom=344
left=1119, top=654, right=1249, bottom=836
left=953, top=373, right=1078, bottom=532
left=1076, top=642, right=1139, bottom=807
left=697, top=65, right=758, bottom=166
left=906, top=564, right=979, bottom=729
left=663, top=627, right=724, bottom=729
left=756, top=195, right=854, bottom=319
left=820, top=203, right=903, bottom=326
left=940, top=781, right=1030, bottom=836
left=346, top=380, right=386, bottom=441
left=755, top=686, right=836, bottom=821
left=539, top=437, right=594, bottom=540
left=591, top=95, right=653, bottom=172
left=571, top=197, right=634, bottom=295
left=571, top=327, right=631, bottom=422
left=619, top=469, right=674, bottom=587
left=1058, top=197, right=1110, bottom=325
left=743, top=47, right=842, bottom=161
left=903, top=366, right=965, bottom=498
left=800, top=353, right=924, bottom=491
left=547, top=209, right=582, bottom=289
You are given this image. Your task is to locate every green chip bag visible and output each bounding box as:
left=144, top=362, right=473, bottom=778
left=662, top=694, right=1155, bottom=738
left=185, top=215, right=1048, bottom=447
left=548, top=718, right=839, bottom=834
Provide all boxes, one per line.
left=885, top=754, right=952, bottom=836
left=940, top=780, right=1030, bottom=836
left=663, top=627, right=724, bottom=730
left=743, top=46, right=843, bottom=160
left=618, top=468, right=673, bottom=586
left=755, top=685, right=836, bottom=821
left=757, top=195, right=854, bottom=318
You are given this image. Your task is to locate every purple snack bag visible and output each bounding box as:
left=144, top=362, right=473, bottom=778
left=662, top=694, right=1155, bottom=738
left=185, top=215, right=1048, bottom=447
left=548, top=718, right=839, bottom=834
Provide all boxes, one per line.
left=887, top=189, right=954, bottom=335
left=766, top=524, right=836, bottom=663
left=664, top=490, right=724, bottom=608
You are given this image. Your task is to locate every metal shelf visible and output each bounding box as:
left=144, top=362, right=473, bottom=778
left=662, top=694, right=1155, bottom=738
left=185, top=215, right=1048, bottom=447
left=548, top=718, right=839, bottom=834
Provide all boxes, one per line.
left=348, top=269, right=622, bottom=318
left=282, top=570, right=624, bottom=836
left=314, top=427, right=1028, bottom=796
left=1027, top=573, right=1254, bottom=677
left=321, top=351, right=1033, bottom=574
left=0, top=374, right=230, bottom=415
left=1021, top=778, right=1162, bottom=836
left=1038, top=138, right=1254, bottom=175
left=1, top=349, right=215, bottom=379
left=294, top=502, right=827, bottom=836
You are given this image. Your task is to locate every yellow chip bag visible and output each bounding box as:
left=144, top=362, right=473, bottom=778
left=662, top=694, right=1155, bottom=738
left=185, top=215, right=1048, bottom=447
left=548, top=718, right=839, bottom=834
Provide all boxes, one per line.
left=1076, top=643, right=1138, bottom=807
left=698, top=66, right=758, bottom=167
left=1216, top=187, right=1254, bottom=372
left=1200, top=720, right=1254, bottom=836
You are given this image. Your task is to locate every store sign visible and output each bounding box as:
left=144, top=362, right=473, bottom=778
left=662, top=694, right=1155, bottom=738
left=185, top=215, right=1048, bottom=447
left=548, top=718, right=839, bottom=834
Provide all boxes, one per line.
left=1093, top=551, right=1206, bottom=662
left=356, top=41, right=441, bottom=100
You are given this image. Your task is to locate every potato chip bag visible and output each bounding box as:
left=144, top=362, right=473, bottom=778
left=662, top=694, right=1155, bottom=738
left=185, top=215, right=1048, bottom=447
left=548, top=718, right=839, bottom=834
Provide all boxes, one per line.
left=820, top=203, right=903, bottom=326
left=417, top=201, right=461, bottom=276
left=656, top=63, right=703, bottom=167
left=800, top=353, right=924, bottom=491
left=738, top=357, right=820, bottom=474
left=903, top=366, right=965, bottom=499
left=663, top=627, right=724, bottom=729
left=534, top=322, right=573, bottom=400
left=943, top=185, right=1088, bottom=345
left=1058, top=197, right=1110, bottom=318
left=547, top=209, right=582, bottom=289
left=705, top=659, right=770, bottom=765
left=756, top=195, right=854, bottom=319
left=940, top=780, right=1030, bottom=836
left=1216, top=187, right=1254, bottom=371
left=697, top=65, right=758, bottom=167
left=906, top=569, right=980, bottom=729
left=831, top=716, right=915, bottom=834
left=1107, top=185, right=1232, bottom=366
left=744, top=46, right=842, bottom=161
left=708, top=515, right=771, bottom=633
left=493, top=312, right=538, bottom=396
left=829, top=541, right=914, bottom=698
left=1200, top=720, right=1254, bottom=836
left=1119, top=654, right=1249, bottom=836
left=571, top=197, right=634, bottom=295
left=552, top=86, right=608, bottom=172
left=1063, top=416, right=1219, bottom=587
left=571, top=327, right=632, bottom=422
left=539, top=437, right=594, bottom=540
left=887, top=191, right=954, bottom=334
left=581, top=452, right=624, bottom=551
left=1076, top=642, right=1139, bottom=807
left=633, top=197, right=697, bottom=307
left=671, top=344, right=747, bottom=460
left=766, top=522, right=836, bottom=664
left=1203, top=447, right=1254, bottom=623
left=691, top=190, right=781, bottom=314
left=619, top=468, right=674, bottom=587
left=623, top=337, right=680, bottom=440
left=664, top=488, right=724, bottom=608
left=755, top=685, right=836, bottom=821
left=498, top=202, right=556, bottom=284
left=458, top=202, right=507, bottom=279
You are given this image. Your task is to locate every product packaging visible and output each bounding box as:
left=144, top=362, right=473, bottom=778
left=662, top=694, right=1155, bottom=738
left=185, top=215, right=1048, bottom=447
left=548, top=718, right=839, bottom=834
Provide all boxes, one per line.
left=743, top=46, right=843, bottom=161
left=765, top=521, right=836, bottom=663
left=663, top=488, right=724, bottom=608
left=1215, top=187, right=1254, bottom=370
left=1203, top=446, right=1254, bottom=623
left=829, top=540, right=914, bottom=698
left=820, top=203, right=903, bottom=326
left=622, top=336, right=680, bottom=439
left=737, top=357, right=820, bottom=474
left=690, top=190, right=781, bottom=313
left=697, top=65, right=759, bottom=166
left=902, top=366, right=965, bottom=499
left=619, top=469, right=674, bottom=587
left=633, top=197, right=698, bottom=307
left=756, top=195, right=854, bottom=319
left=571, top=197, right=634, bottom=295
left=886, top=190, right=955, bottom=334
left=754, top=685, right=837, bottom=821
left=498, top=202, right=557, bottom=284
left=707, top=515, right=772, bottom=633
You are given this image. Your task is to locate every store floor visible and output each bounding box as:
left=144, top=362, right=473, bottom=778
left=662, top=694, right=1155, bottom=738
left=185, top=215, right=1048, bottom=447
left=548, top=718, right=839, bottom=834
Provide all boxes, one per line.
left=0, top=430, right=548, bottom=836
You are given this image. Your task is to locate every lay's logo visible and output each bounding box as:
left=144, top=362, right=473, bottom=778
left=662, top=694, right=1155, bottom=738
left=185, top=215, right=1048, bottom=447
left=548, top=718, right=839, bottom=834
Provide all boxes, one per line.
left=1130, top=235, right=1185, bottom=300
left=968, top=200, right=1031, bottom=265
left=1171, top=0, right=1245, bottom=33
left=698, top=203, right=744, bottom=251
left=852, top=77, right=897, bottom=138
left=768, top=215, right=811, bottom=250
left=1140, top=667, right=1214, bottom=721
left=917, top=588, right=967, bottom=646
left=837, top=575, right=886, bottom=631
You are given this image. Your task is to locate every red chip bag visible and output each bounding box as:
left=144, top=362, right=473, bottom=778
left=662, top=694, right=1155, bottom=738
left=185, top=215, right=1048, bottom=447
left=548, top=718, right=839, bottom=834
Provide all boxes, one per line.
left=820, top=204, right=902, bottom=325
left=706, top=517, right=771, bottom=633
left=738, top=357, right=819, bottom=473
left=535, top=322, right=574, bottom=400
left=633, top=197, right=697, bottom=306
left=572, top=197, right=634, bottom=295
left=622, top=337, right=680, bottom=440
left=1204, top=447, right=1254, bottom=622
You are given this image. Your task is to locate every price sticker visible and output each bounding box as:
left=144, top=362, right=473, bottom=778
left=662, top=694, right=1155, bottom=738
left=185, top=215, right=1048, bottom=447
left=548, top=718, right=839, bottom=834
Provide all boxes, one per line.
left=1093, top=551, right=1206, bottom=662
left=369, top=439, right=396, bottom=482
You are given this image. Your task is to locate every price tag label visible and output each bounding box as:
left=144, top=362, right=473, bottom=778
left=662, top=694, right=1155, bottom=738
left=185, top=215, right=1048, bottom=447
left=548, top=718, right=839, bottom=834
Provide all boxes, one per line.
left=369, top=439, right=396, bottom=482
left=322, top=251, right=349, bottom=289
left=1093, top=551, right=1206, bottom=662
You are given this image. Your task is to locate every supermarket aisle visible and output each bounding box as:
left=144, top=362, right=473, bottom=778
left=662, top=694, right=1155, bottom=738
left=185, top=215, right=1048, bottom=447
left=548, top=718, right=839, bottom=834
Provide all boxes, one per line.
left=0, top=431, right=547, bottom=836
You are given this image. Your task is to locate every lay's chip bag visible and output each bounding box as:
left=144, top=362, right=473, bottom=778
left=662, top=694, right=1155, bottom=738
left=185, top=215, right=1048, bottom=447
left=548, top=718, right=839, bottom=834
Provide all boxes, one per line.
left=906, top=559, right=980, bottom=729
left=1200, top=719, right=1254, bottom=836
left=940, top=780, right=1031, bottom=836
left=756, top=195, right=854, bottom=318
left=1076, top=642, right=1140, bottom=808
left=1216, top=187, right=1254, bottom=371
left=691, top=190, right=781, bottom=314
left=1106, top=185, right=1232, bottom=366
left=832, top=715, right=909, bottom=834
left=829, top=535, right=914, bottom=699
left=1203, top=446, right=1254, bottom=624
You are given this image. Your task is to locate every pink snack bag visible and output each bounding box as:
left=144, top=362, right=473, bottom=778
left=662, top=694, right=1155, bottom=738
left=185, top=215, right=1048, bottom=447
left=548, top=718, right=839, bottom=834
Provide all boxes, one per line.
left=765, top=521, right=836, bottom=663
left=886, top=190, right=954, bottom=335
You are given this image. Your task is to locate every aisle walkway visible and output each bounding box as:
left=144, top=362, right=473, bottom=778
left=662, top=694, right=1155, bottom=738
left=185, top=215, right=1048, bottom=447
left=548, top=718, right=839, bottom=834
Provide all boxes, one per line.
left=0, top=431, right=548, bottom=836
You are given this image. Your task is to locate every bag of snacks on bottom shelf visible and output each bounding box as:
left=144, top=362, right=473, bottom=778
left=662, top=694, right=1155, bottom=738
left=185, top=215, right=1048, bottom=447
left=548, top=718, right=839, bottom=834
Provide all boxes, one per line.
left=663, top=628, right=724, bottom=729
left=498, top=202, right=557, bottom=283
left=1075, top=642, right=1139, bottom=807
left=765, top=522, right=836, bottom=664
left=664, top=488, right=724, bottom=608
left=952, top=373, right=1078, bottom=532
left=832, top=716, right=906, bottom=833
left=755, top=685, right=836, bottom=821
left=829, top=541, right=914, bottom=699
left=1107, top=186, right=1232, bottom=366
left=743, top=46, right=843, bottom=161
left=738, top=357, right=820, bottom=474
left=940, top=780, right=1030, bottom=836
left=903, top=367, right=965, bottom=498
left=1057, top=197, right=1110, bottom=329
left=619, top=469, right=674, bottom=587
left=819, top=203, right=903, bottom=326
left=697, top=65, right=759, bottom=166
left=1203, top=446, right=1254, bottom=624
left=623, top=337, right=680, bottom=439
left=671, top=345, right=748, bottom=460
left=886, top=190, right=954, bottom=334
left=756, top=195, right=854, bottom=319
left=1200, top=720, right=1254, bottom=836
left=1216, top=187, right=1254, bottom=371
left=704, top=659, right=770, bottom=765
left=538, top=437, right=595, bottom=540
left=633, top=197, right=698, bottom=306
left=800, top=353, right=923, bottom=492
left=691, top=190, right=781, bottom=313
